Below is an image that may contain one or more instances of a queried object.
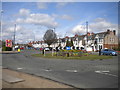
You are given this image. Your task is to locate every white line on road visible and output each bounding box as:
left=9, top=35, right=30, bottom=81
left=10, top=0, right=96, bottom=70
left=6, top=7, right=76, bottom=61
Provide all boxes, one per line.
left=95, top=71, right=110, bottom=73
left=66, top=70, right=78, bottom=73
left=42, top=69, right=52, bottom=72
left=17, top=68, right=23, bottom=70
left=95, top=70, right=118, bottom=77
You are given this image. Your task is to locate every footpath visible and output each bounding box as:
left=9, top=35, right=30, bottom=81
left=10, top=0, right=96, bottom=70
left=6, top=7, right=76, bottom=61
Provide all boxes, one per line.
left=2, top=69, right=72, bottom=88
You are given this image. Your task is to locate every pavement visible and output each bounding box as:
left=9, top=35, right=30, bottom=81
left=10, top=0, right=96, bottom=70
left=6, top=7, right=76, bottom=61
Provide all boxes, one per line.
left=2, top=50, right=119, bottom=89
left=2, top=69, right=72, bottom=88
left=0, top=51, right=20, bottom=54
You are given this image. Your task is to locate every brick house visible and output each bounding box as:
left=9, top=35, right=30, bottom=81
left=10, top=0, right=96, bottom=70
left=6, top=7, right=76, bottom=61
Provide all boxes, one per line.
left=104, top=30, right=118, bottom=49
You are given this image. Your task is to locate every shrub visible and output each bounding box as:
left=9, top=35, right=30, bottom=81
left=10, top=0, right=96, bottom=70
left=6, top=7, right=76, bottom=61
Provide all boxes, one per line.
left=113, top=47, right=120, bottom=51
left=2, top=46, right=12, bottom=51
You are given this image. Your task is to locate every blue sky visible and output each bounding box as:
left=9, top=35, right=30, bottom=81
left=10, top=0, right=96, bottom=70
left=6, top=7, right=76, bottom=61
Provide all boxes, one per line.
left=2, top=2, right=118, bottom=44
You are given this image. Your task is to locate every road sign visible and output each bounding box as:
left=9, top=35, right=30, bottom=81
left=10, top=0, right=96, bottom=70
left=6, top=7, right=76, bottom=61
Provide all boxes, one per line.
left=66, top=47, right=71, bottom=50
left=6, top=40, right=12, bottom=47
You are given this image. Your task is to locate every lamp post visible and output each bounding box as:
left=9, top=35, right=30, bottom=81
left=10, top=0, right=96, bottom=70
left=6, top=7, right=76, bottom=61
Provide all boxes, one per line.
left=86, top=21, right=88, bottom=46
left=0, top=10, right=3, bottom=52
left=0, top=10, right=3, bottom=41
left=13, top=23, right=16, bottom=51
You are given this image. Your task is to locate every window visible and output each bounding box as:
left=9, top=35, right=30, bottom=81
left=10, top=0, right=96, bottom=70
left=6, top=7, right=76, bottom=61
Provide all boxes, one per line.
left=112, top=38, right=114, bottom=42
left=110, top=38, right=114, bottom=42
left=104, top=49, right=108, bottom=51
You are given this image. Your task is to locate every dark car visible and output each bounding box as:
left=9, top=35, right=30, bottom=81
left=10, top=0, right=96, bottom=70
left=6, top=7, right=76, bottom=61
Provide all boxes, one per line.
left=101, top=49, right=117, bottom=56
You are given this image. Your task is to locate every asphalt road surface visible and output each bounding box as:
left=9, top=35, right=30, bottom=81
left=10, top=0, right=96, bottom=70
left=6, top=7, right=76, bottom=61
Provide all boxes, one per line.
left=2, top=50, right=118, bottom=89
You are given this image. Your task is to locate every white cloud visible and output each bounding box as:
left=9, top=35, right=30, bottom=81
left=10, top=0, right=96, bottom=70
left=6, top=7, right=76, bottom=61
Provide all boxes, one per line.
left=71, top=25, right=86, bottom=35
left=56, top=2, right=68, bottom=8
left=16, top=13, right=58, bottom=28
left=71, top=18, right=118, bottom=35
left=6, top=25, right=23, bottom=32
left=60, top=15, right=73, bottom=21
left=2, top=23, right=37, bottom=44
left=52, top=13, right=73, bottom=21
left=37, top=2, right=47, bottom=9
left=19, top=8, right=30, bottom=16
left=89, top=18, right=118, bottom=33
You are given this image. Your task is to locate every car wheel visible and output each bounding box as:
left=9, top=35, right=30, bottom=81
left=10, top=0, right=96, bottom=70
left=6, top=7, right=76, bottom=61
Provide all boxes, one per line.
left=101, top=53, right=104, bottom=55
left=110, top=53, right=113, bottom=56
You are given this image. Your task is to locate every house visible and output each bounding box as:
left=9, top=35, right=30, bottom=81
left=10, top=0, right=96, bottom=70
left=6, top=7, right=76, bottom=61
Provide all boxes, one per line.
left=82, top=29, right=118, bottom=51
left=28, top=29, right=118, bottom=51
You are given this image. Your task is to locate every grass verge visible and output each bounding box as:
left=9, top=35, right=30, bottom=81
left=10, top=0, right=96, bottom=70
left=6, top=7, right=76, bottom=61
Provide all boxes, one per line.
left=32, top=53, right=113, bottom=60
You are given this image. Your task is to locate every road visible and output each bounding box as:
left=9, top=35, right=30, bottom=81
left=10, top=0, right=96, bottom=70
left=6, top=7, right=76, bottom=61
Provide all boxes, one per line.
left=2, top=50, right=118, bottom=89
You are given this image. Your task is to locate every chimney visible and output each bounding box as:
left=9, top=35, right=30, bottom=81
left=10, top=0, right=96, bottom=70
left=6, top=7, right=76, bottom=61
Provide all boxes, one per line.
left=107, top=29, right=110, bottom=34
left=91, top=32, right=94, bottom=35
left=75, top=34, right=78, bottom=37
left=113, top=30, right=116, bottom=35
left=87, top=32, right=90, bottom=36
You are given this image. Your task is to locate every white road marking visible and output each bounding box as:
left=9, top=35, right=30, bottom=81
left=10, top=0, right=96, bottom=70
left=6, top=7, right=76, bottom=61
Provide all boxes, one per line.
left=17, top=68, right=23, bottom=70
left=66, top=70, right=78, bottom=73
left=95, top=70, right=118, bottom=77
left=101, top=71, right=110, bottom=73
left=42, top=69, right=52, bottom=72
left=95, top=71, right=110, bottom=73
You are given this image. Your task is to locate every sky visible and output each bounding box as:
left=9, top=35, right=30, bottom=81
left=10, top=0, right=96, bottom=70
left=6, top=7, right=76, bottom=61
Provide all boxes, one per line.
left=1, top=2, right=118, bottom=44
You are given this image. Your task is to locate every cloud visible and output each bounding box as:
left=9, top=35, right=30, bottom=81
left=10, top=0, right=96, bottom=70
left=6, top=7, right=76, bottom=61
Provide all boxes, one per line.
left=37, top=2, right=47, bottom=9
left=89, top=18, right=118, bottom=33
left=60, top=15, right=73, bottom=21
left=16, top=9, right=58, bottom=28
left=56, top=2, right=68, bottom=8
left=2, top=22, right=37, bottom=44
left=19, top=8, right=30, bottom=16
left=52, top=13, right=73, bottom=21
left=71, top=18, right=118, bottom=35
left=71, top=25, right=86, bottom=35
left=5, top=25, right=23, bottom=32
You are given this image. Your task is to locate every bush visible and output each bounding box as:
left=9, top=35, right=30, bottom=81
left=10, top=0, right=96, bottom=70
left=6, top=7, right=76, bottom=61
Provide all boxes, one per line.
left=60, top=50, right=83, bottom=53
left=113, top=47, right=120, bottom=51
left=2, top=46, right=12, bottom=51
left=59, top=49, right=83, bottom=57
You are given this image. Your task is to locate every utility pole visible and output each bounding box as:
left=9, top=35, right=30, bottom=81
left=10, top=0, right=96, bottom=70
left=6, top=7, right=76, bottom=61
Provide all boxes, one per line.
left=13, top=23, right=16, bottom=51
left=86, top=21, right=88, bottom=46
left=0, top=0, right=3, bottom=42
left=52, top=28, right=55, bottom=56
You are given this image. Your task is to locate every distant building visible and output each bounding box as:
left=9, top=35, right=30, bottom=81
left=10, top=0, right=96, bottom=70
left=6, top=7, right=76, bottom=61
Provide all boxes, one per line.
left=28, top=29, right=118, bottom=51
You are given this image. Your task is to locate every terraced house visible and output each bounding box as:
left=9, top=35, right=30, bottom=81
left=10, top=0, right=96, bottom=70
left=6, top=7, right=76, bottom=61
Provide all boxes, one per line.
left=28, top=29, right=118, bottom=51
left=72, top=29, right=118, bottom=51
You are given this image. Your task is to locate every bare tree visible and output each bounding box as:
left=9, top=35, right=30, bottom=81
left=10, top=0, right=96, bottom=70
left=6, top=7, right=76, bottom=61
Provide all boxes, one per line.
left=43, top=29, right=57, bottom=47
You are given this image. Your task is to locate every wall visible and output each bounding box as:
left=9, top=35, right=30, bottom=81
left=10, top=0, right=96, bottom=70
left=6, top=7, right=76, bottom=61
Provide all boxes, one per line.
left=104, top=31, right=118, bottom=49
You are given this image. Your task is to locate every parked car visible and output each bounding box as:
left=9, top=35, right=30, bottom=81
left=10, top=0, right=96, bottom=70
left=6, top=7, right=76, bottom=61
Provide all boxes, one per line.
left=20, top=47, right=24, bottom=50
left=101, top=49, right=117, bottom=56
left=44, top=47, right=50, bottom=51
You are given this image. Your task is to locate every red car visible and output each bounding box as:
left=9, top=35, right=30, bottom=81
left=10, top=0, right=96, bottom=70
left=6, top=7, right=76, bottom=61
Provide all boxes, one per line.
left=20, top=47, right=24, bottom=50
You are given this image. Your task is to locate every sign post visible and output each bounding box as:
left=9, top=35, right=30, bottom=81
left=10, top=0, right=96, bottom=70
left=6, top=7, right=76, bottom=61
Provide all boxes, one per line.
left=6, top=40, right=12, bottom=47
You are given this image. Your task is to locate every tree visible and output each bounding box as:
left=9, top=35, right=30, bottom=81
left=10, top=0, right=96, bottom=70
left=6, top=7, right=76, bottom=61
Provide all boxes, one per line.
left=66, top=38, right=74, bottom=47
left=70, top=38, right=74, bottom=46
left=43, top=29, right=57, bottom=47
left=66, top=39, right=69, bottom=47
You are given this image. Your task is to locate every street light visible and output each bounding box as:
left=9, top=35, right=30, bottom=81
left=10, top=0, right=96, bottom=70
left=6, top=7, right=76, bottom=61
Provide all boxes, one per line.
left=0, top=8, right=3, bottom=52
left=1, top=10, right=3, bottom=41
left=13, top=23, right=16, bottom=51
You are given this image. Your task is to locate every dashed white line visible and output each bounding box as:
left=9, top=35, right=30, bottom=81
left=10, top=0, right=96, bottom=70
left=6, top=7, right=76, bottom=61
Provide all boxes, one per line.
left=95, top=70, right=118, bottom=77
left=17, top=68, right=23, bottom=70
left=66, top=70, right=78, bottom=73
left=42, top=69, right=52, bottom=72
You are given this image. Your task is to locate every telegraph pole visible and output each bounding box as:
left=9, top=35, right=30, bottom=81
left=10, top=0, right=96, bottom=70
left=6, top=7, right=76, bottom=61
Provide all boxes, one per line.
left=86, top=21, right=88, bottom=46
left=13, top=23, right=16, bottom=51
